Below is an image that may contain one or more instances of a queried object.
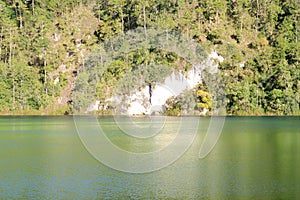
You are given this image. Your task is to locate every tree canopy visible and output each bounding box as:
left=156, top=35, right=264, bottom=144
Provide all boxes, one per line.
left=0, top=0, right=299, bottom=115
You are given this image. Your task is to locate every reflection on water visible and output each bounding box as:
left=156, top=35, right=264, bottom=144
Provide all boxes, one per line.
left=0, top=116, right=299, bottom=199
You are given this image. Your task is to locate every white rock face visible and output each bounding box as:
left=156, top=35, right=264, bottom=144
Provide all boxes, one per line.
left=200, top=108, right=209, bottom=116
left=126, top=82, right=176, bottom=115
left=209, top=50, right=224, bottom=63
left=127, top=86, right=151, bottom=115
left=54, top=77, right=59, bottom=85
left=54, top=33, right=59, bottom=41
left=87, top=100, right=100, bottom=112
left=150, top=84, right=174, bottom=111
left=101, top=51, right=223, bottom=115
left=239, top=62, right=245, bottom=68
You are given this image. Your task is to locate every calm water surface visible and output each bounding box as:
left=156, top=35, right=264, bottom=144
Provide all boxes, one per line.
left=0, top=116, right=299, bottom=199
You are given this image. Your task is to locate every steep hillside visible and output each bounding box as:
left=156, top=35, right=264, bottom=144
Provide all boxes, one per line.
left=0, top=0, right=299, bottom=115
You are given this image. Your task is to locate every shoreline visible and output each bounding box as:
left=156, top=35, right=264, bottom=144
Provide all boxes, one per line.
left=0, top=114, right=299, bottom=117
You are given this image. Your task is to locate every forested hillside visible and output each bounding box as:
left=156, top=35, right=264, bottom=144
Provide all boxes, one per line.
left=0, top=0, right=299, bottom=115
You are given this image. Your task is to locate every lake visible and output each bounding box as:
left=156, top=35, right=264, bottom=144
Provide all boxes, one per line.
left=0, top=116, right=299, bottom=199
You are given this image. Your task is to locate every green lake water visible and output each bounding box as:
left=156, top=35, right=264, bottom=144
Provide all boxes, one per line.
left=0, top=116, right=299, bottom=199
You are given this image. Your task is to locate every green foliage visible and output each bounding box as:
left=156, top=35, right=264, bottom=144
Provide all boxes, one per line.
left=197, top=90, right=211, bottom=110
left=163, top=89, right=198, bottom=116
left=0, top=0, right=299, bottom=115
left=163, top=96, right=182, bottom=116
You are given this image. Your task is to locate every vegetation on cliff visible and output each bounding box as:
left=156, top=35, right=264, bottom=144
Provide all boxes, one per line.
left=0, top=0, right=299, bottom=115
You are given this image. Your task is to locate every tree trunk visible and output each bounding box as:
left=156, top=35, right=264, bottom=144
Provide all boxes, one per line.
left=198, top=13, right=201, bottom=30
left=32, top=0, right=35, bottom=15
left=296, top=26, right=298, bottom=43
left=143, top=5, right=147, bottom=39
left=44, top=50, right=48, bottom=96
left=256, top=0, right=260, bottom=18
left=20, top=78, right=24, bottom=109
left=149, top=83, right=152, bottom=104
left=121, top=9, right=124, bottom=34
left=255, top=0, right=260, bottom=32
left=0, top=27, right=2, bottom=62
left=9, top=29, right=15, bottom=110
left=19, top=6, right=23, bottom=29
left=240, top=16, right=243, bottom=31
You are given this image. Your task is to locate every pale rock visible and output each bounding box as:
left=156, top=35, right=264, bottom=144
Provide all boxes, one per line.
left=87, top=100, right=101, bottom=112
left=209, top=50, right=224, bottom=63
left=239, top=62, right=245, bottom=68
left=54, top=33, right=59, bottom=41
left=54, top=77, right=59, bottom=85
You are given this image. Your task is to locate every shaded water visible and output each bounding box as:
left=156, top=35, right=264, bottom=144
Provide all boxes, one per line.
left=0, top=116, right=299, bottom=199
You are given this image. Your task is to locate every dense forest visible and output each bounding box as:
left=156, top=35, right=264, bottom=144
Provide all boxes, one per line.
left=0, top=0, right=299, bottom=115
